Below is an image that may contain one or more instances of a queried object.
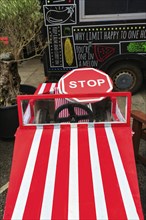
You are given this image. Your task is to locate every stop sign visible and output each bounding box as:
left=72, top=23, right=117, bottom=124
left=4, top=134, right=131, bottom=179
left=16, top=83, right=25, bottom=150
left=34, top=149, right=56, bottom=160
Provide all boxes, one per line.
left=58, top=68, right=113, bottom=103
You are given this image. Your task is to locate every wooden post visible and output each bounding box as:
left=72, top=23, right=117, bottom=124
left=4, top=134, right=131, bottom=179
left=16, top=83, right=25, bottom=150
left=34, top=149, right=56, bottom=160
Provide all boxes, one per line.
left=131, top=110, right=146, bottom=165
left=132, top=118, right=142, bottom=160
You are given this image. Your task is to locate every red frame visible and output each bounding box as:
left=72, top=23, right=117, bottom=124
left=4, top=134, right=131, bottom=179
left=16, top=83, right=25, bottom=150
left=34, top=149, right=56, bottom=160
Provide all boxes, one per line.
left=17, top=91, right=131, bottom=128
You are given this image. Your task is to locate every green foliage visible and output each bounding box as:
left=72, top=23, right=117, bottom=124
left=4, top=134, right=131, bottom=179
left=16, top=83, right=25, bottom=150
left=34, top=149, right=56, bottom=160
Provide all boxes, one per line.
left=127, top=42, right=146, bottom=53
left=0, top=0, right=44, bottom=59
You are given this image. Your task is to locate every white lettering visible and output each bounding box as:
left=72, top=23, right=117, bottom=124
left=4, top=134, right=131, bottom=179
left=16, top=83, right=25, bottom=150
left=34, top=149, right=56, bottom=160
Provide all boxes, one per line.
left=68, top=79, right=106, bottom=89
left=78, top=80, right=86, bottom=87
left=69, top=81, right=77, bottom=88
left=97, top=79, right=105, bottom=86
left=87, top=80, right=96, bottom=87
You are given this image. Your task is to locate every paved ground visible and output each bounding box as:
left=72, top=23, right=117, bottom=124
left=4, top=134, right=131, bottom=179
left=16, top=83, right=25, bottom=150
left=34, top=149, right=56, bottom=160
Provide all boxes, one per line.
left=0, top=58, right=146, bottom=219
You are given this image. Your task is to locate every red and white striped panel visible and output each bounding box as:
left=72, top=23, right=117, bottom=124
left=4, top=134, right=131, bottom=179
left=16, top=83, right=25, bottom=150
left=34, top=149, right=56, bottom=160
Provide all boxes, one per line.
left=54, top=87, right=91, bottom=122
left=35, top=83, right=91, bottom=122
left=23, top=83, right=57, bottom=124
left=23, top=83, right=91, bottom=124
left=35, top=83, right=57, bottom=95
left=3, top=125, right=143, bottom=220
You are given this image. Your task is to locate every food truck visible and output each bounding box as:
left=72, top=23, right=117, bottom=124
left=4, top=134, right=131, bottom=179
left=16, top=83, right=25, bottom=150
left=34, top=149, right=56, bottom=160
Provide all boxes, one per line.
left=42, top=0, right=146, bottom=93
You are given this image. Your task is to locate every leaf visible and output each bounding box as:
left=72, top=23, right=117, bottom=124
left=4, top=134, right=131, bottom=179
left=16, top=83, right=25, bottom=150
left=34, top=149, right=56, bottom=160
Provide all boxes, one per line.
left=0, top=0, right=44, bottom=59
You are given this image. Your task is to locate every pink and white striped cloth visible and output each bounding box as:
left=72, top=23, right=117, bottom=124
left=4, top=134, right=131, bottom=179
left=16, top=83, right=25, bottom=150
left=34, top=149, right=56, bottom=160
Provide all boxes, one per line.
left=3, top=124, right=143, bottom=220
left=54, top=87, right=91, bottom=122
left=36, top=83, right=91, bottom=122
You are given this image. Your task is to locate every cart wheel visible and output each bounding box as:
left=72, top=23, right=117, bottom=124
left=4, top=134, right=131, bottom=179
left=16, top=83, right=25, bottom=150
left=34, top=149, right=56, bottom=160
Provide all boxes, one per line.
left=54, top=103, right=94, bottom=123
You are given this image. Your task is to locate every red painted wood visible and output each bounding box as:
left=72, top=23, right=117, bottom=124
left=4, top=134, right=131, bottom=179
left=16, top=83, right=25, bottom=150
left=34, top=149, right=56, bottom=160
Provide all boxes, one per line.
left=3, top=125, right=144, bottom=220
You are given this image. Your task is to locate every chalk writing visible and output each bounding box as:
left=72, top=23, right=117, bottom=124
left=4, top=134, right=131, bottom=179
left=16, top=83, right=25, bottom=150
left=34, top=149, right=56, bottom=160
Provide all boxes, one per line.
left=76, top=45, right=98, bottom=67
left=73, top=25, right=146, bottom=43
left=104, top=31, right=119, bottom=40
left=49, top=26, right=62, bottom=66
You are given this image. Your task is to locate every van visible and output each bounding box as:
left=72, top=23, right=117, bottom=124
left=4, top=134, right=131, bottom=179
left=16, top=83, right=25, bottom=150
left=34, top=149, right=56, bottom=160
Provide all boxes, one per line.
left=42, top=0, right=146, bottom=93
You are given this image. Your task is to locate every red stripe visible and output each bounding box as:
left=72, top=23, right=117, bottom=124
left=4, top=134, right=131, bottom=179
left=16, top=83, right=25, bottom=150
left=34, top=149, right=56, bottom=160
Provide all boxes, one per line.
left=3, top=128, right=36, bottom=219
left=51, top=125, right=70, bottom=219
left=111, top=126, right=144, bottom=219
left=22, top=126, right=54, bottom=219
left=35, top=83, right=58, bottom=95
left=54, top=88, right=89, bottom=121
left=54, top=88, right=69, bottom=118
left=94, top=126, right=127, bottom=219
left=34, top=84, right=43, bottom=94
left=78, top=124, right=96, bottom=219
left=43, top=83, right=52, bottom=93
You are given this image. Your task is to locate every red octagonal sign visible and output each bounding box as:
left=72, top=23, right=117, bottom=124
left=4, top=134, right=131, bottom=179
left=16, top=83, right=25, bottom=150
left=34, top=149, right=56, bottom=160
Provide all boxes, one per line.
left=58, top=68, right=113, bottom=103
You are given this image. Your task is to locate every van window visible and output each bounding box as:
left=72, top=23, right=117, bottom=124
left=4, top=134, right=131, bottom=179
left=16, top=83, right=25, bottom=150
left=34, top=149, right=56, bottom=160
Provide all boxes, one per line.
left=79, top=0, right=146, bottom=21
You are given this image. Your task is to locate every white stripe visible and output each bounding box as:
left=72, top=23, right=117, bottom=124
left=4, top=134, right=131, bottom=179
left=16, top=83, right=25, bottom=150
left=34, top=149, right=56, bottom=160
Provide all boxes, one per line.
left=68, top=126, right=79, bottom=219
left=23, top=104, right=31, bottom=124
left=105, top=126, right=139, bottom=220
left=12, top=128, right=43, bottom=219
left=38, top=83, right=47, bottom=94
left=50, top=82, right=56, bottom=93
left=115, top=102, right=126, bottom=122
left=88, top=126, right=108, bottom=220
left=40, top=126, right=60, bottom=219
left=88, top=103, right=92, bottom=111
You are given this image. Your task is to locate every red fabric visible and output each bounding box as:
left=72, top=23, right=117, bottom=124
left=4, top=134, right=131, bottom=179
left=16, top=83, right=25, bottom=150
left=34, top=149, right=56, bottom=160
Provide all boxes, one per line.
left=3, top=125, right=144, bottom=220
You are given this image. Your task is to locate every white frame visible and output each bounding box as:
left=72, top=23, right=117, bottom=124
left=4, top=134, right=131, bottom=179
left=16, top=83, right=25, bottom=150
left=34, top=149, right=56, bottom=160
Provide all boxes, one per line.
left=79, top=0, right=146, bottom=22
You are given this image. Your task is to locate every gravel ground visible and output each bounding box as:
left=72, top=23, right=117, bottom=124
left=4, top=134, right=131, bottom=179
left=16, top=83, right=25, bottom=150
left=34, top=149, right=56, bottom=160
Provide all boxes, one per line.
left=136, top=140, right=146, bottom=219
left=0, top=139, right=14, bottom=219
left=0, top=190, right=7, bottom=219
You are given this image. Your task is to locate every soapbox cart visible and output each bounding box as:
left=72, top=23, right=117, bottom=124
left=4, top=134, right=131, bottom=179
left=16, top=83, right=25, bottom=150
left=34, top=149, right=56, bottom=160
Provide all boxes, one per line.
left=3, top=68, right=144, bottom=220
